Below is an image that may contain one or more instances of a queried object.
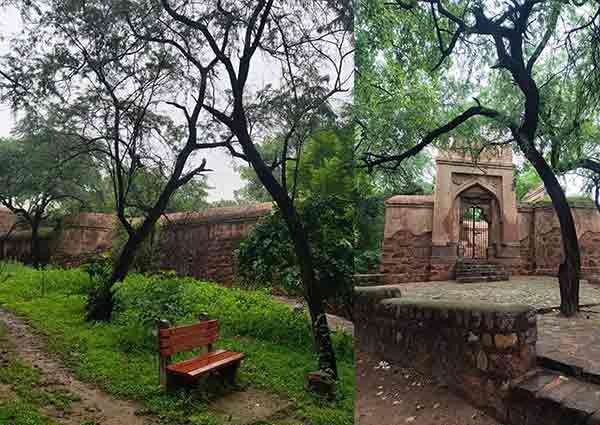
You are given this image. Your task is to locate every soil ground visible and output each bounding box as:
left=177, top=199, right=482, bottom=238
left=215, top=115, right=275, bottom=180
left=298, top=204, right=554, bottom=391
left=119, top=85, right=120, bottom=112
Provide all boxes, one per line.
left=355, top=351, right=500, bottom=425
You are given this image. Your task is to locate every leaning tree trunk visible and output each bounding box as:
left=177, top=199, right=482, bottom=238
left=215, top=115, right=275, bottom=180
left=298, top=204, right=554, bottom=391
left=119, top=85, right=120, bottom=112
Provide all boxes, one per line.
left=237, top=131, right=338, bottom=378
left=290, top=224, right=338, bottom=378
left=30, top=220, right=41, bottom=269
left=519, top=140, right=580, bottom=316
left=85, top=215, right=160, bottom=322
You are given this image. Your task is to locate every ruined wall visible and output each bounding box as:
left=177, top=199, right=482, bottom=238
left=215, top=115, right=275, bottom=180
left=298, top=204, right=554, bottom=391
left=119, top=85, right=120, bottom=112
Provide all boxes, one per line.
left=51, top=213, right=116, bottom=267
left=158, top=203, right=272, bottom=284
left=379, top=195, right=434, bottom=284
left=0, top=208, right=16, bottom=232
left=381, top=197, right=600, bottom=281
left=516, top=205, right=535, bottom=275
left=355, top=286, right=538, bottom=423
left=528, top=202, right=600, bottom=278
left=0, top=204, right=272, bottom=284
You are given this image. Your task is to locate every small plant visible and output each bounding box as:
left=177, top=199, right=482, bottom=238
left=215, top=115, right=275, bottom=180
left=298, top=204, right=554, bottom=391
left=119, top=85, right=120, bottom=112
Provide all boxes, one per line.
left=82, top=256, right=114, bottom=321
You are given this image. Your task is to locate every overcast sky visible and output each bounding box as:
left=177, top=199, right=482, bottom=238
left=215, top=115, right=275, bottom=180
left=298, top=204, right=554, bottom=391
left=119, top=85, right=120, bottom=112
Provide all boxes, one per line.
left=0, top=6, right=247, bottom=202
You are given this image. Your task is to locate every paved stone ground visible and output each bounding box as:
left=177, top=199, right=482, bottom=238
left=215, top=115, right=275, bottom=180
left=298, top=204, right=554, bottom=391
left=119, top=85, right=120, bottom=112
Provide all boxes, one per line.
left=537, top=305, right=600, bottom=380
left=388, top=276, right=600, bottom=308
left=391, top=276, right=600, bottom=381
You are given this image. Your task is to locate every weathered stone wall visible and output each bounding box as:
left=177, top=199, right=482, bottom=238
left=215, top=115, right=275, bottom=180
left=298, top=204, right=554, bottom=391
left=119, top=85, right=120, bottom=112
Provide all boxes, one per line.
left=50, top=213, right=116, bottom=267
left=528, top=202, right=600, bottom=278
left=381, top=196, right=600, bottom=281
left=355, top=286, right=538, bottom=423
left=0, top=208, right=16, bottom=232
left=0, top=204, right=272, bottom=284
left=379, top=195, right=434, bottom=284
left=0, top=230, right=54, bottom=264
left=158, top=203, right=272, bottom=284
left=0, top=208, right=55, bottom=264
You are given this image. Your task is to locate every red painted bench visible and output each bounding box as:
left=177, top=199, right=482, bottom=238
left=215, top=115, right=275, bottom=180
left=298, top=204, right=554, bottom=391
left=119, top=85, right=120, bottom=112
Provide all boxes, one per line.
left=157, top=316, right=244, bottom=390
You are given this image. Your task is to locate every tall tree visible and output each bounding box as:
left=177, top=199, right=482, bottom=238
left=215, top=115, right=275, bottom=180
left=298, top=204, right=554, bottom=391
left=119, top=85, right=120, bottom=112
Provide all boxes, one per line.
left=0, top=1, right=225, bottom=320
left=125, top=0, right=353, bottom=377
left=358, top=0, right=600, bottom=316
left=0, top=132, right=97, bottom=267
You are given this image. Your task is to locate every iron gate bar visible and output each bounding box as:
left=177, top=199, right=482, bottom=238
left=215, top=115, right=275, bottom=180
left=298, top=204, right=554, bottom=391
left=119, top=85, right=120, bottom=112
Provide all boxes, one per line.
left=461, top=205, right=489, bottom=259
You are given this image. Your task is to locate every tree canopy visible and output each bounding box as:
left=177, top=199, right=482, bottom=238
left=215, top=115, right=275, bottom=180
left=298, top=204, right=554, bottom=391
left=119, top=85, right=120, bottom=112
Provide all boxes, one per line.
left=356, top=0, right=600, bottom=315
left=0, top=131, right=98, bottom=266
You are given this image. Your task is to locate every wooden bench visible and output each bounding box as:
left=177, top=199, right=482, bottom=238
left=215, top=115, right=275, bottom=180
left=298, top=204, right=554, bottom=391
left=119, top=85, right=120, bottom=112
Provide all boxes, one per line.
left=157, top=316, right=244, bottom=390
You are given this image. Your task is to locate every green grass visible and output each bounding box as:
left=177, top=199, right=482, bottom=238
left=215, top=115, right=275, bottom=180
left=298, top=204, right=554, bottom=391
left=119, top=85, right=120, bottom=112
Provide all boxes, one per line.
left=0, top=263, right=354, bottom=425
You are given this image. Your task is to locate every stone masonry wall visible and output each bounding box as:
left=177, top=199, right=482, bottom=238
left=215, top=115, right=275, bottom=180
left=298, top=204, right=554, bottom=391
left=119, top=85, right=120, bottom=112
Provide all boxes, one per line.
left=379, top=195, right=434, bottom=284
left=158, top=203, right=272, bottom=284
left=355, top=286, right=538, bottom=423
left=51, top=213, right=116, bottom=267
left=0, top=204, right=272, bottom=284
left=381, top=196, right=600, bottom=282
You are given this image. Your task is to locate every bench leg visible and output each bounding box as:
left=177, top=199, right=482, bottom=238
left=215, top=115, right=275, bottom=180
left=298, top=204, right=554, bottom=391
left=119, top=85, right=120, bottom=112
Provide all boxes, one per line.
left=166, top=373, right=184, bottom=392
left=222, top=363, right=240, bottom=386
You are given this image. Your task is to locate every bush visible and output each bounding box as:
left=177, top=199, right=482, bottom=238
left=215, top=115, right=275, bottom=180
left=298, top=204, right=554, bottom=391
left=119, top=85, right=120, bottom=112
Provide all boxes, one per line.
left=235, top=195, right=355, bottom=311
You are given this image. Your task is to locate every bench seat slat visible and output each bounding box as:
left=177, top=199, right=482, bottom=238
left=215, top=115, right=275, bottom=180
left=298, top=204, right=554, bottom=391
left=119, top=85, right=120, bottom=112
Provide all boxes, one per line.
left=166, top=350, right=244, bottom=378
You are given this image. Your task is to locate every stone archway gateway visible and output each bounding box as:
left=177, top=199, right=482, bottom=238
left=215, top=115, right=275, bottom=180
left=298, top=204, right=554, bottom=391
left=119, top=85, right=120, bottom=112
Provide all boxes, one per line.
left=377, top=147, right=520, bottom=283
left=369, top=145, right=600, bottom=286
left=425, top=147, right=519, bottom=281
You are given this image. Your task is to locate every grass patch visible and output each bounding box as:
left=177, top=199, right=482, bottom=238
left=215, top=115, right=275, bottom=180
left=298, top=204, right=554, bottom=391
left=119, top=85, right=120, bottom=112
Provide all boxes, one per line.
left=0, top=263, right=354, bottom=425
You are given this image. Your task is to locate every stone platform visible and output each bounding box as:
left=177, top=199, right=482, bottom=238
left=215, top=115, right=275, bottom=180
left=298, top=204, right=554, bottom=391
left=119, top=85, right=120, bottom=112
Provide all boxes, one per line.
left=385, top=276, right=600, bottom=384
left=357, top=276, right=600, bottom=424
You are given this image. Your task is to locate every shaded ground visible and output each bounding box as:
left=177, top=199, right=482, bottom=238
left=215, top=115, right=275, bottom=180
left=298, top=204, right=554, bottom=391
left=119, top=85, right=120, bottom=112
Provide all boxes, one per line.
left=391, top=276, right=600, bottom=382
left=0, top=308, right=296, bottom=425
left=356, top=351, right=500, bottom=425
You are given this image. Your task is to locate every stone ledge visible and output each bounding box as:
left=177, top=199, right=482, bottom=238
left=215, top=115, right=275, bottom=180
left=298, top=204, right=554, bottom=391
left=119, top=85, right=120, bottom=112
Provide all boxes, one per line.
left=355, top=292, right=539, bottom=423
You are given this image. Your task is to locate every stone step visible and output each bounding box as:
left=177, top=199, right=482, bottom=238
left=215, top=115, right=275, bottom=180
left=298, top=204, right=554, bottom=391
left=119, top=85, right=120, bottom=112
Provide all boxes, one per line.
left=456, top=275, right=509, bottom=283
left=510, top=368, right=600, bottom=424
left=455, top=261, right=510, bottom=283
left=456, top=269, right=508, bottom=276
left=456, top=264, right=506, bottom=271
left=538, top=355, right=600, bottom=385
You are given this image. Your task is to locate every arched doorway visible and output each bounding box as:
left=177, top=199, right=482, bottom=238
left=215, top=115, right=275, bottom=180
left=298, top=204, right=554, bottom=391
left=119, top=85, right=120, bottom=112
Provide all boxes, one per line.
left=460, top=204, right=489, bottom=259
left=455, top=184, right=498, bottom=261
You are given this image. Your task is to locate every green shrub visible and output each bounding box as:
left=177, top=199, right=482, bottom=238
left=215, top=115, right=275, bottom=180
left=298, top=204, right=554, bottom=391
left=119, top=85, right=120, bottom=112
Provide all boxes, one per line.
left=235, top=195, right=354, bottom=307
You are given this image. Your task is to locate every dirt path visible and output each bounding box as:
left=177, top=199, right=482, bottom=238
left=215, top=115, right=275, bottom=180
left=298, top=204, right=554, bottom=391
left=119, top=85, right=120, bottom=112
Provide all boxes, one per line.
left=356, top=351, right=500, bottom=425
left=0, top=307, right=160, bottom=425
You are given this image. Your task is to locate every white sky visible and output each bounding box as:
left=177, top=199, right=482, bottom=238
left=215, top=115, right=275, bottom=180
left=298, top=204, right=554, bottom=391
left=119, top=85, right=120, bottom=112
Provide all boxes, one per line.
left=0, top=7, right=247, bottom=202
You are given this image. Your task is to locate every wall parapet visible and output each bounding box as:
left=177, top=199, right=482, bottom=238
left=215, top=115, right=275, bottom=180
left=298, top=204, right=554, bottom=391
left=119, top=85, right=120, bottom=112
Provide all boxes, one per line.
left=355, top=286, right=538, bottom=422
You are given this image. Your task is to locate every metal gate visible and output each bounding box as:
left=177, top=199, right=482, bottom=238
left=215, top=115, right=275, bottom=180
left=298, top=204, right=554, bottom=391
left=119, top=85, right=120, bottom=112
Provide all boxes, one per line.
left=460, top=205, right=489, bottom=259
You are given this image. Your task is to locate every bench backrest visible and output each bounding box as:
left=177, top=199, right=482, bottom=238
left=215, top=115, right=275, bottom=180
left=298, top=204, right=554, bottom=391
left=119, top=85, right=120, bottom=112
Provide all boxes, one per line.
left=158, top=319, right=219, bottom=357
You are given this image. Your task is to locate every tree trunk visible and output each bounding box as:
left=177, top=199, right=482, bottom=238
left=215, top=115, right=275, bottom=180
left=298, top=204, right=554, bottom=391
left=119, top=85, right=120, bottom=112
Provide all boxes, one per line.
left=519, top=140, right=580, bottom=316
left=85, top=215, right=160, bottom=322
left=236, top=131, right=338, bottom=378
left=290, top=225, right=338, bottom=378
left=30, top=221, right=41, bottom=269
left=111, top=234, right=143, bottom=284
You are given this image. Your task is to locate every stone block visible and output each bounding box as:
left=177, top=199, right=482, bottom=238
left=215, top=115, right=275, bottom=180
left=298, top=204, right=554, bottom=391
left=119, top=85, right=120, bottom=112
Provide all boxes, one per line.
left=494, top=333, right=518, bottom=350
